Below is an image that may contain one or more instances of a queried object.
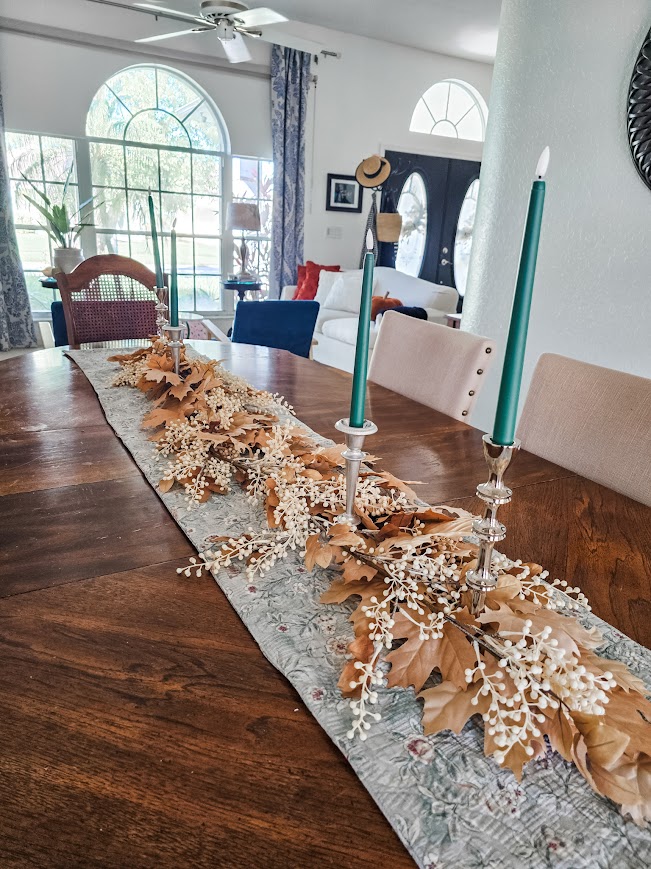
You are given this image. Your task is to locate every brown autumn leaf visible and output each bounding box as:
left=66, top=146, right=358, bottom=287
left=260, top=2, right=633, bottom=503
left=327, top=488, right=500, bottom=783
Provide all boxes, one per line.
left=485, top=572, right=523, bottom=604
left=327, top=523, right=365, bottom=548
left=376, top=470, right=421, bottom=500
left=158, top=477, right=174, bottom=493
left=420, top=680, right=487, bottom=735
left=582, top=650, right=647, bottom=695
left=320, top=577, right=383, bottom=605
left=387, top=632, right=446, bottom=693
left=142, top=407, right=186, bottom=429
left=437, top=619, right=477, bottom=688
left=342, top=559, right=378, bottom=584
left=338, top=661, right=362, bottom=698
left=349, top=633, right=374, bottom=663
left=573, top=714, right=631, bottom=769
left=305, top=534, right=334, bottom=571
left=541, top=704, right=575, bottom=762
left=167, top=380, right=194, bottom=401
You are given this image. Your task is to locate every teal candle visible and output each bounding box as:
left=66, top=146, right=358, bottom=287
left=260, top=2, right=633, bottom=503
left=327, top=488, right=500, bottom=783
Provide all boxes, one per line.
left=169, top=219, right=179, bottom=327
left=147, top=191, right=163, bottom=289
left=492, top=147, right=549, bottom=446
left=349, top=230, right=375, bottom=428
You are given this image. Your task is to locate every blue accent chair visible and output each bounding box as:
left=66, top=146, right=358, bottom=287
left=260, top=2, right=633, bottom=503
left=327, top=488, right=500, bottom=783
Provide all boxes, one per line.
left=51, top=301, right=69, bottom=346
left=231, top=300, right=319, bottom=359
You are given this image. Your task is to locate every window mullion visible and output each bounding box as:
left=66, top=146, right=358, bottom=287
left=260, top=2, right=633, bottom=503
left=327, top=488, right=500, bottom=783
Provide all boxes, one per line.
left=76, top=137, right=97, bottom=258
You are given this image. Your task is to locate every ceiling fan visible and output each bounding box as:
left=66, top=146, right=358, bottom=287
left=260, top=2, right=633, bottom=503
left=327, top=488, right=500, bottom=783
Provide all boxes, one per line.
left=118, top=1, right=323, bottom=63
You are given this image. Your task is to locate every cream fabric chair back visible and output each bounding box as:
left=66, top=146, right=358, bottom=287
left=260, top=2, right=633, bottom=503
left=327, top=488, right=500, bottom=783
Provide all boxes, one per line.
left=368, top=311, right=496, bottom=421
left=517, top=353, right=651, bottom=505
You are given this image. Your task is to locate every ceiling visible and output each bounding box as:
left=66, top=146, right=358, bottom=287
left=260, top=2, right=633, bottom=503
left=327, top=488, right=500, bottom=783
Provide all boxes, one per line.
left=154, top=0, right=502, bottom=63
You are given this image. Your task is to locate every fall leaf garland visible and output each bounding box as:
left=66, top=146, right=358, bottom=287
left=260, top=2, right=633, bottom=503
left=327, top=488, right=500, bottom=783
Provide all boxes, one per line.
left=110, top=339, right=651, bottom=825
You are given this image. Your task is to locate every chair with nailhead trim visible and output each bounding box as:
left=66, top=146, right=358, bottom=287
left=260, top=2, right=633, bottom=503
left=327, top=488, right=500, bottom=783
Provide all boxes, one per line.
left=368, top=310, right=496, bottom=422
left=57, top=254, right=160, bottom=349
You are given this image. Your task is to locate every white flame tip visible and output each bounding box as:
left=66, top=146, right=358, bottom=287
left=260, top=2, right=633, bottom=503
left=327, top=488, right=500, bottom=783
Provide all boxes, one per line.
left=366, top=229, right=374, bottom=250
left=536, top=146, right=550, bottom=179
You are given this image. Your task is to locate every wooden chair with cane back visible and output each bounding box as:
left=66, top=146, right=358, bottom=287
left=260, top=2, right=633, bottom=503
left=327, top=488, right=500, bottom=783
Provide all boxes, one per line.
left=57, top=254, right=161, bottom=348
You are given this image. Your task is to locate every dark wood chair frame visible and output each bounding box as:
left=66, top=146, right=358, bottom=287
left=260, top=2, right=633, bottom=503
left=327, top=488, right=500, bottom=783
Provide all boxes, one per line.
left=57, top=254, right=161, bottom=348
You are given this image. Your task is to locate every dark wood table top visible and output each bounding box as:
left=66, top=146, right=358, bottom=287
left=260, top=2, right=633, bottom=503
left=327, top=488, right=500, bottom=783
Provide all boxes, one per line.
left=1, top=342, right=649, bottom=869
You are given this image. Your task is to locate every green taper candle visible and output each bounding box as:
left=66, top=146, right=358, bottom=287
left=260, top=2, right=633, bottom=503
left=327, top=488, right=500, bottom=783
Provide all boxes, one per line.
left=492, top=147, right=549, bottom=446
left=147, top=190, right=163, bottom=289
left=169, top=219, right=179, bottom=327
left=349, top=230, right=375, bottom=428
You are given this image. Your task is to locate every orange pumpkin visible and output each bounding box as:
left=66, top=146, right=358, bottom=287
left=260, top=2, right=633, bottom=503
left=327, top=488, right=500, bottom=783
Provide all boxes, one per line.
left=371, top=295, right=403, bottom=320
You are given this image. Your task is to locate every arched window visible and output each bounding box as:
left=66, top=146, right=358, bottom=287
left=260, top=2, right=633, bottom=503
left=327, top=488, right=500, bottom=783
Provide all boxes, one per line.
left=410, top=80, right=488, bottom=142
left=87, top=65, right=229, bottom=311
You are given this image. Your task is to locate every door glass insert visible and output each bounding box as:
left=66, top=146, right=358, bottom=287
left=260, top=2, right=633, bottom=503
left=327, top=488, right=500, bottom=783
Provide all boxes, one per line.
left=454, top=178, right=480, bottom=296
left=395, top=172, right=428, bottom=277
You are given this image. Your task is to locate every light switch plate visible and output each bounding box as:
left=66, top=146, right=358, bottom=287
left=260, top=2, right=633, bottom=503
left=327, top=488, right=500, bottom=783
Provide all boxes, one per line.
left=326, top=226, right=343, bottom=239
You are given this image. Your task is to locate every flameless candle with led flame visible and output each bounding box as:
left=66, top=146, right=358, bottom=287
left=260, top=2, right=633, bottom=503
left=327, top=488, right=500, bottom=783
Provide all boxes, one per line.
left=349, top=229, right=375, bottom=428
left=147, top=189, right=163, bottom=289
left=492, top=147, right=550, bottom=446
left=169, top=218, right=179, bottom=328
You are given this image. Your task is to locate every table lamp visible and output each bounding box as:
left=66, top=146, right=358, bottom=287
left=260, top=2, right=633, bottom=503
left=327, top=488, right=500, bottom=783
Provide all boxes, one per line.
left=227, top=202, right=261, bottom=279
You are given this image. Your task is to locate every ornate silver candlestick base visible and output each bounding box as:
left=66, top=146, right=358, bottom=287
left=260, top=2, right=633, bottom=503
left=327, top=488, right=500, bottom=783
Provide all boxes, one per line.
left=335, top=418, right=378, bottom=526
left=466, top=434, right=520, bottom=614
left=155, top=288, right=169, bottom=337
left=165, top=324, right=184, bottom=376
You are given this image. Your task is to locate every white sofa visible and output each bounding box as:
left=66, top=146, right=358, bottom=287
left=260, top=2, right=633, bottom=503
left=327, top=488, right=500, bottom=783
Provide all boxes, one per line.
left=281, top=266, right=458, bottom=372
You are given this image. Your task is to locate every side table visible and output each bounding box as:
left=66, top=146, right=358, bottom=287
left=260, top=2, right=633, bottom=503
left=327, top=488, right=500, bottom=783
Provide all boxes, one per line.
left=223, top=280, right=262, bottom=302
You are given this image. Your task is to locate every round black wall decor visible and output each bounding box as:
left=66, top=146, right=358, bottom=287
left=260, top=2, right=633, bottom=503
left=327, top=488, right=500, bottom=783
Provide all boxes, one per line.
left=628, top=27, right=651, bottom=189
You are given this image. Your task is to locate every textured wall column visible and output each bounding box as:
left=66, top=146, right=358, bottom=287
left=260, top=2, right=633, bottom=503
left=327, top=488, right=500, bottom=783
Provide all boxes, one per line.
left=463, top=0, right=651, bottom=432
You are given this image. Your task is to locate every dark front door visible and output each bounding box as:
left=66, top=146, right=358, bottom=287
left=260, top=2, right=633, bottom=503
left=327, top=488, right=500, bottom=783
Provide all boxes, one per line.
left=380, top=150, right=481, bottom=297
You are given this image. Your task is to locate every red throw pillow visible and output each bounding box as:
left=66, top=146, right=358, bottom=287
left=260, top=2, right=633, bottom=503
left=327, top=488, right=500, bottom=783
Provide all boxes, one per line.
left=292, top=264, right=308, bottom=300
left=294, top=260, right=340, bottom=300
left=371, top=295, right=403, bottom=320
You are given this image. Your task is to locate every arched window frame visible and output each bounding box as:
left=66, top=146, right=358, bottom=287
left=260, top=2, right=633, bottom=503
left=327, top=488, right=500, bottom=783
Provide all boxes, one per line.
left=82, top=64, right=232, bottom=314
left=410, top=79, right=488, bottom=142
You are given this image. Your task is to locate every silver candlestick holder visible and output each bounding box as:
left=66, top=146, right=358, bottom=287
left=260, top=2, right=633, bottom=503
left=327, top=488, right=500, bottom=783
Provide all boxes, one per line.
left=155, top=288, right=169, bottom=337
left=165, top=324, right=184, bottom=376
left=335, top=418, right=378, bottom=526
left=466, top=434, right=520, bottom=614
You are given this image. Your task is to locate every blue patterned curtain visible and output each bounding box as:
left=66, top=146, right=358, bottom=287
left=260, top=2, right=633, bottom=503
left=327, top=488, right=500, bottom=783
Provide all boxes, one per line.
left=0, top=80, right=37, bottom=351
left=270, top=45, right=311, bottom=297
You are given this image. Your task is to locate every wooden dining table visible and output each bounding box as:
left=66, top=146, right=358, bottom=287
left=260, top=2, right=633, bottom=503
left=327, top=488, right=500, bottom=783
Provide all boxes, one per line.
left=1, top=341, right=649, bottom=869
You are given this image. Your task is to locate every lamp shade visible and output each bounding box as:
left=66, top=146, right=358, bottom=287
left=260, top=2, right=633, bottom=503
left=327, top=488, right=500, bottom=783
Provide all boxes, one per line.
left=227, top=202, right=261, bottom=231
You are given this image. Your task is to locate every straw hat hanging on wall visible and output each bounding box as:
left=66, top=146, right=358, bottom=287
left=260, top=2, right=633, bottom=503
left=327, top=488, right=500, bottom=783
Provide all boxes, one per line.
left=355, top=154, right=392, bottom=188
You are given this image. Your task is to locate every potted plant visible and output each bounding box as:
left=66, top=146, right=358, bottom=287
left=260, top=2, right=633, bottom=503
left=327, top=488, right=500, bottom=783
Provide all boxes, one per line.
left=20, top=166, right=99, bottom=274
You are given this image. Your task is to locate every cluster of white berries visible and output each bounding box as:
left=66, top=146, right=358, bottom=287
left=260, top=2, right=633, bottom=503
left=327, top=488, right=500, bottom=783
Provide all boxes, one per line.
left=492, top=554, right=591, bottom=613
left=111, top=355, right=150, bottom=387
left=346, top=646, right=384, bottom=740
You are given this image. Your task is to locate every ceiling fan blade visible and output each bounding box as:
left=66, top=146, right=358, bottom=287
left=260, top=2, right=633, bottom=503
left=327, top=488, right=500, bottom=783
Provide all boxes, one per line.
left=257, top=27, right=323, bottom=54
left=133, top=3, right=205, bottom=23
left=136, top=26, right=210, bottom=42
left=221, top=31, right=253, bottom=64
left=235, top=7, right=288, bottom=28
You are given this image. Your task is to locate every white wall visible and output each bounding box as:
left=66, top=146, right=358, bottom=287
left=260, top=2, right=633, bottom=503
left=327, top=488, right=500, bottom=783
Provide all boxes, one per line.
left=462, top=0, right=651, bottom=433
left=0, top=31, right=271, bottom=158
left=304, top=30, right=493, bottom=268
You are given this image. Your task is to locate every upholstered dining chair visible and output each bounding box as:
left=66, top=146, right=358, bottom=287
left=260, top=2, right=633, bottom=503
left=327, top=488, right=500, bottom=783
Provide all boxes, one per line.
left=231, top=300, right=320, bottom=358
left=57, top=254, right=160, bottom=348
left=517, top=353, right=651, bottom=506
left=368, top=310, right=496, bottom=421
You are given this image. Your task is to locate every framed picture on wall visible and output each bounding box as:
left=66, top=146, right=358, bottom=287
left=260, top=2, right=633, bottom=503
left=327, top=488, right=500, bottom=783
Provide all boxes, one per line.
left=326, top=174, right=363, bottom=212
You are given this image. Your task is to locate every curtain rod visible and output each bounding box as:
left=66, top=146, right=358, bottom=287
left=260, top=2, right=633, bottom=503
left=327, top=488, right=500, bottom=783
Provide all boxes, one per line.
left=0, top=15, right=271, bottom=81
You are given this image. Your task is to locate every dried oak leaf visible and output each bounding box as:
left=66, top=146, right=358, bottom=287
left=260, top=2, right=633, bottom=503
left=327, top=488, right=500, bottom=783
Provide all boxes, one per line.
left=582, top=650, right=648, bottom=695
left=386, top=608, right=476, bottom=692
left=376, top=471, right=421, bottom=500
left=478, top=600, right=601, bottom=657
left=142, top=407, right=186, bottom=429
left=540, top=704, right=576, bottom=762
left=420, top=680, right=487, bottom=735
left=341, top=559, right=378, bottom=584
left=573, top=713, right=631, bottom=769
left=305, top=534, right=334, bottom=571
left=158, top=477, right=174, bottom=494
left=320, top=576, right=383, bottom=605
